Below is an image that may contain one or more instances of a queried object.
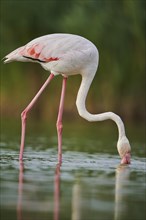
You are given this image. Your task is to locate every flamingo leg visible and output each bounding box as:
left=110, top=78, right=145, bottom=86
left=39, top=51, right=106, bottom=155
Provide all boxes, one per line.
left=56, top=77, right=67, bottom=163
left=19, top=73, right=54, bottom=161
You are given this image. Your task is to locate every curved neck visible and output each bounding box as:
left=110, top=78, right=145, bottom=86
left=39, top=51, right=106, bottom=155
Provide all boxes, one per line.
left=76, top=74, right=126, bottom=140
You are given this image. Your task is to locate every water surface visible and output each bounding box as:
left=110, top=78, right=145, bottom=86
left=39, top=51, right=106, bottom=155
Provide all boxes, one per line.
left=0, top=120, right=146, bottom=220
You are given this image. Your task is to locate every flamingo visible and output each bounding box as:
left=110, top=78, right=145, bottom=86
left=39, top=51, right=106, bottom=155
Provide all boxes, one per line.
left=3, top=33, right=131, bottom=164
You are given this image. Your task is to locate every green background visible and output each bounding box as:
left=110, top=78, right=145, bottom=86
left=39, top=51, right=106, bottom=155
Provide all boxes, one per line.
left=1, top=0, right=145, bottom=124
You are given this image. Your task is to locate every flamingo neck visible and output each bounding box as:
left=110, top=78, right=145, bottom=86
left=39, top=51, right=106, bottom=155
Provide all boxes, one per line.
left=76, top=74, right=126, bottom=140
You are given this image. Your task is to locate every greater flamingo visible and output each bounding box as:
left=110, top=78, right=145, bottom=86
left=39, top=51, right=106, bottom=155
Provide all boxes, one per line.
left=3, top=33, right=131, bottom=164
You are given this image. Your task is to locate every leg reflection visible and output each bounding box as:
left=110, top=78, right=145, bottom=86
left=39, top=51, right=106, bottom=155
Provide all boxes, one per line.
left=17, top=161, right=62, bottom=220
left=54, top=163, right=61, bottom=220
left=17, top=161, right=24, bottom=220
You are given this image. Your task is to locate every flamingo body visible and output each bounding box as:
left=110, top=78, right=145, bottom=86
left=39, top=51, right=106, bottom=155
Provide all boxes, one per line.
left=4, top=34, right=98, bottom=77
left=4, top=33, right=131, bottom=164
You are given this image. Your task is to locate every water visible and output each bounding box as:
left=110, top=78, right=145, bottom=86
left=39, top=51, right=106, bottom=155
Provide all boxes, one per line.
left=0, top=120, right=146, bottom=220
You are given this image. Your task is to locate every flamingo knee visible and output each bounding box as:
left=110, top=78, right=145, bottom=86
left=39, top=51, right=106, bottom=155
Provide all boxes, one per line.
left=21, top=110, right=28, bottom=122
left=56, top=121, right=63, bottom=136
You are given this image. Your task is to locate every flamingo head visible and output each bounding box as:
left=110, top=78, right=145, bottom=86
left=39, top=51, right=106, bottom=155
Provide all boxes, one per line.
left=117, top=136, right=131, bottom=164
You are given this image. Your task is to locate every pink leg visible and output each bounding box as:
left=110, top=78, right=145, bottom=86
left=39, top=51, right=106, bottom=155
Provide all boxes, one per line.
left=56, top=77, right=67, bottom=163
left=19, top=73, right=54, bottom=161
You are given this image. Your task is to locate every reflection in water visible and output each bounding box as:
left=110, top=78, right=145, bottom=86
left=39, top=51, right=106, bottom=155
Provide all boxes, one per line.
left=71, top=181, right=82, bottom=220
left=54, top=163, right=61, bottom=220
left=114, top=165, right=130, bottom=220
left=16, top=159, right=134, bottom=220
left=17, top=162, right=62, bottom=220
left=17, top=162, right=24, bottom=220
left=17, top=161, right=82, bottom=220
left=17, top=161, right=130, bottom=220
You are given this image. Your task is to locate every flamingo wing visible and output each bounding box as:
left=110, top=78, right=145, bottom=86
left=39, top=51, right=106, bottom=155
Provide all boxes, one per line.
left=22, top=34, right=84, bottom=62
left=22, top=43, right=59, bottom=63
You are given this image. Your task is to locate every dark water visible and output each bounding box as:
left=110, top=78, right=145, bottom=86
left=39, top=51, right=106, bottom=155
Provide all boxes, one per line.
left=0, top=120, right=146, bottom=220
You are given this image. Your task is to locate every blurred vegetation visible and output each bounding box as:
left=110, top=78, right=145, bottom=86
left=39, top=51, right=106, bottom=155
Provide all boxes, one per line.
left=0, top=0, right=145, bottom=123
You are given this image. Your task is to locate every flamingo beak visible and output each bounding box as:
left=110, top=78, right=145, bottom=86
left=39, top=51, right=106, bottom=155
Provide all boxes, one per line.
left=121, top=152, right=131, bottom=164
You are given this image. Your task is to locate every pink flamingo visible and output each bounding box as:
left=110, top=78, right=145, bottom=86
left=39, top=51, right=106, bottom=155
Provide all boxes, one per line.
left=3, top=33, right=131, bottom=164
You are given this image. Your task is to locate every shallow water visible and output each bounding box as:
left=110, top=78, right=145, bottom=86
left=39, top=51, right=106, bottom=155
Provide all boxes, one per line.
left=0, top=120, right=146, bottom=220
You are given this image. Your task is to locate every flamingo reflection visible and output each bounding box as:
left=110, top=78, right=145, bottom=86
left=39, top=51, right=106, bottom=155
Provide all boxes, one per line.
left=54, top=163, right=61, bottom=220
left=17, top=161, right=24, bottom=220
left=71, top=181, right=82, bottom=220
left=114, top=165, right=130, bottom=220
